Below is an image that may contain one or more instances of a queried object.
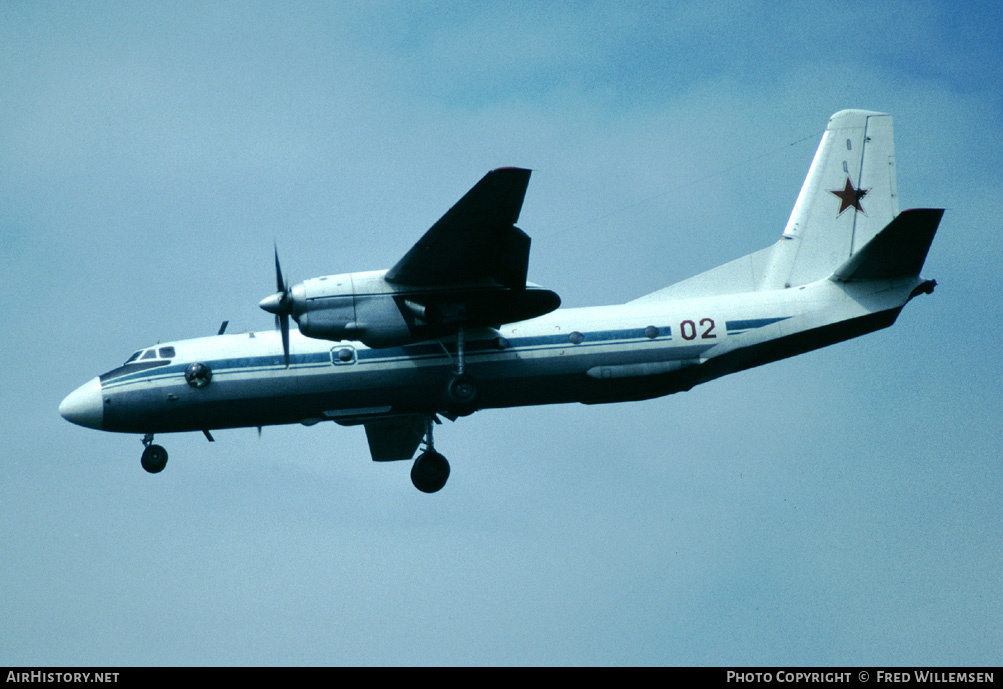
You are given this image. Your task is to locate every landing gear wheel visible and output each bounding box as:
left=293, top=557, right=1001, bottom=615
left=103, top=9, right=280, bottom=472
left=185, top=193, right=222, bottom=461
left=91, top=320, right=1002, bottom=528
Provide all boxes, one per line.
left=141, top=444, right=168, bottom=474
left=445, top=373, right=479, bottom=410
left=411, top=450, right=450, bottom=493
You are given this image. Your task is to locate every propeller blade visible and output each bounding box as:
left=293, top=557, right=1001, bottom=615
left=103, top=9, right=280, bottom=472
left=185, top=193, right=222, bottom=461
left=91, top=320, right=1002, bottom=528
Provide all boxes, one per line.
left=274, top=244, right=286, bottom=293
left=263, top=244, right=292, bottom=368
left=279, top=312, right=290, bottom=369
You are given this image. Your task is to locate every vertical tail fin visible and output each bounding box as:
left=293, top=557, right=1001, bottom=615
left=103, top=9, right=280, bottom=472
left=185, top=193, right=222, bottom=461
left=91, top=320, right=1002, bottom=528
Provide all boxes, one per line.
left=764, top=110, right=899, bottom=288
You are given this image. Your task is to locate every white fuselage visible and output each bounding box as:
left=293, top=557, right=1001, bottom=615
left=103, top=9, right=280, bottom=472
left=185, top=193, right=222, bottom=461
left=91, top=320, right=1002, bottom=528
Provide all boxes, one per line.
left=59, top=275, right=923, bottom=436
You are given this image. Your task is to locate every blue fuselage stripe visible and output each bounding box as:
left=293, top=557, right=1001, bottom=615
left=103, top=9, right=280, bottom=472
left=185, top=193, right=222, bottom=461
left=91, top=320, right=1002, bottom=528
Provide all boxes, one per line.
left=100, top=318, right=788, bottom=391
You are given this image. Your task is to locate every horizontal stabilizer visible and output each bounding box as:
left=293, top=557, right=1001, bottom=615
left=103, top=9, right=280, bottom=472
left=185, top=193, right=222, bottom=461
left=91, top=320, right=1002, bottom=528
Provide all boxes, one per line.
left=831, top=208, right=943, bottom=282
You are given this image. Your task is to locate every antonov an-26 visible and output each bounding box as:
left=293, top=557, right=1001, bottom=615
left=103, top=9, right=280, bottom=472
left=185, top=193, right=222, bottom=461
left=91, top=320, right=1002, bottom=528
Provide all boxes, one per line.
left=60, top=110, right=942, bottom=493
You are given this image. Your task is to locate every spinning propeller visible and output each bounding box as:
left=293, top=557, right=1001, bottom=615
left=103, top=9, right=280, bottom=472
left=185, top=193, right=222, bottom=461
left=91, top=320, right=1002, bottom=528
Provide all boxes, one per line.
left=258, top=246, right=292, bottom=368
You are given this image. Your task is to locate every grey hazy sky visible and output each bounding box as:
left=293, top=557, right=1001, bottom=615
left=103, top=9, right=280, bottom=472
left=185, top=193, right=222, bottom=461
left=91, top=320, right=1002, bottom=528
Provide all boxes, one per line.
left=2, top=1, right=1000, bottom=666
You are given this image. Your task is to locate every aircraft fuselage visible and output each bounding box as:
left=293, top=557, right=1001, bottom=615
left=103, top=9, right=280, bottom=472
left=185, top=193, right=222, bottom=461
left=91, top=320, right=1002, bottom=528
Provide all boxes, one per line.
left=62, top=275, right=924, bottom=436
left=57, top=111, right=943, bottom=491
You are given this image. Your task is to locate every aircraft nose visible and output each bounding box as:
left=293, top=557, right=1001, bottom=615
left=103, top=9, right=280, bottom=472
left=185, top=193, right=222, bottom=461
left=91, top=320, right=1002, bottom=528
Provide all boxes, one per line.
left=59, top=376, right=104, bottom=430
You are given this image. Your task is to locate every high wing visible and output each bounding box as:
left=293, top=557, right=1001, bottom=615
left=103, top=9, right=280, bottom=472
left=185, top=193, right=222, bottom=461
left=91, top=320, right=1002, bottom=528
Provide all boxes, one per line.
left=260, top=167, right=560, bottom=351
left=385, top=167, right=534, bottom=289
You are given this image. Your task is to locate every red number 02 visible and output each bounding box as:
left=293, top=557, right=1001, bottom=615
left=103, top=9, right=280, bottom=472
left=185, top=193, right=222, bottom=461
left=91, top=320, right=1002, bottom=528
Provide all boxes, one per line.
left=680, top=318, right=716, bottom=340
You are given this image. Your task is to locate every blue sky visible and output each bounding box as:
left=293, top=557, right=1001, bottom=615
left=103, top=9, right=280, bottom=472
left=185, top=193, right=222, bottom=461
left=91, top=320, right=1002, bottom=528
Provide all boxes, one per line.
left=2, top=1, right=1000, bottom=665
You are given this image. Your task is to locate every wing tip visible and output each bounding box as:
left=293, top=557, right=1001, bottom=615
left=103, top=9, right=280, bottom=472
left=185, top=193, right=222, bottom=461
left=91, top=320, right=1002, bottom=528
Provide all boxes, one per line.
left=490, top=166, right=533, bottom=180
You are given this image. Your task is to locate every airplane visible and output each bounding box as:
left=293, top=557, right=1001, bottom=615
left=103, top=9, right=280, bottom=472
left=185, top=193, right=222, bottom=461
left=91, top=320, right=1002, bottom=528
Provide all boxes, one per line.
left=59, top=110, right=942, bottom=493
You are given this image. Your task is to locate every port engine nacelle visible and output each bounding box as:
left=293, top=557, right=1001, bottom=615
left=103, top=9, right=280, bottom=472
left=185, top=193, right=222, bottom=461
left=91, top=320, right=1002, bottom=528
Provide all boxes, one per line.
left=279, top=269, right=559, bottom=348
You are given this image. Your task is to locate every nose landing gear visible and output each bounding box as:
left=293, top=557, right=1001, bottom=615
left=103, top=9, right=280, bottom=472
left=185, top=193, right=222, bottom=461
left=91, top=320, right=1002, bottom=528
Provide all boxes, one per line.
left=140, top=433, right=168, bottom=474
left=410, top=416, right=450, bottom=493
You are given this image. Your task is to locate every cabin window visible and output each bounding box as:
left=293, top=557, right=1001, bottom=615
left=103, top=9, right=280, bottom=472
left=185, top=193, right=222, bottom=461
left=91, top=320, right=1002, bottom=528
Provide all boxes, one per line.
left=645, top=326, right=660, bottom=339
left=569, top=331, right=584, bottom=345
left=158, top=346, right=176, bottom=359
left=185, top=362, right=213, bottom=388
left=331, top=347, right=356, bottom=365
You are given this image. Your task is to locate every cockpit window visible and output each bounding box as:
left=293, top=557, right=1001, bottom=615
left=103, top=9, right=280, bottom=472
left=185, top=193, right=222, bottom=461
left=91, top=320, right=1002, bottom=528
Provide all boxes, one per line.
left=100, top=358, right=171, bottom=383
left=103, top=344, right=175, bottom=383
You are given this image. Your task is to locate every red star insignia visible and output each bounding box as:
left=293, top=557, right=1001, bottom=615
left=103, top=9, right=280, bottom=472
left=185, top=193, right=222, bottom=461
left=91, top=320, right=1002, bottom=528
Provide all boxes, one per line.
left=828, top=177, right=869, bottom=216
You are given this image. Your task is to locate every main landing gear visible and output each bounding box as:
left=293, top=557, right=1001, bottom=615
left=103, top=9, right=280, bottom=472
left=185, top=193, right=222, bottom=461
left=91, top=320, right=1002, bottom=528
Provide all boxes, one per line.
left=413, top=327, right=482, bottom=492
left=411, top=416, right=450, bottom=493
left=443, top=327, right=479, bottom=413
left=140, top=433, right=168, bottom=474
